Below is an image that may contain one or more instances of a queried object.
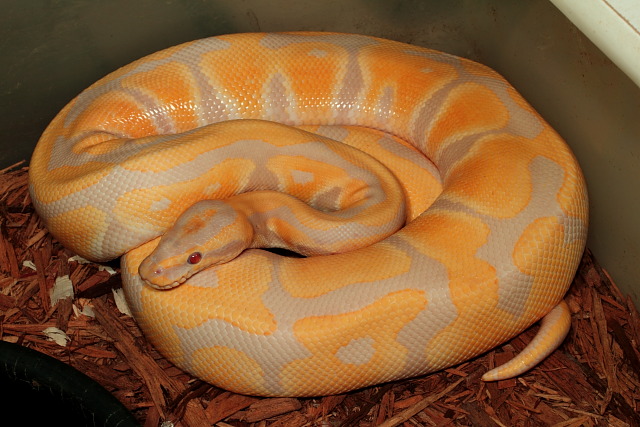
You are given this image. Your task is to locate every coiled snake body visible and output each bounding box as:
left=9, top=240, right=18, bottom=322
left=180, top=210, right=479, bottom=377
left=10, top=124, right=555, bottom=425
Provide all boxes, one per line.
left=29, top=33, right=588, bottom=396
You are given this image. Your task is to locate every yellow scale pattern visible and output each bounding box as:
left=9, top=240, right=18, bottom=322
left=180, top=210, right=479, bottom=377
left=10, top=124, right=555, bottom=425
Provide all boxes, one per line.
left=29, top=32, right=588, bottom=397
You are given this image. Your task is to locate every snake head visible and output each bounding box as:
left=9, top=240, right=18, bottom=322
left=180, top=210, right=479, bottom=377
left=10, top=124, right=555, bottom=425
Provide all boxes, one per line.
left=139, top=200, right=254, bottom=289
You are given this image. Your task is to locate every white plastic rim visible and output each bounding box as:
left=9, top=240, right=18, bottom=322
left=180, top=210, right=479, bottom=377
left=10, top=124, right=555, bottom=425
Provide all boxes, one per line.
left=550, top=0, right=640, bottom=88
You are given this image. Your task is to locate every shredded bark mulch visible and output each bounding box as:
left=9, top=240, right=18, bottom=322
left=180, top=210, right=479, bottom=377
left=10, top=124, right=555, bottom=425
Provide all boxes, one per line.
left=1, top=162, right=639, bottom=426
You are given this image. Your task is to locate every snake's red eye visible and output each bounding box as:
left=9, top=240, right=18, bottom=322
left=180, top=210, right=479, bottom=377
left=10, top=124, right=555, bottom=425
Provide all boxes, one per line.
left=187, top=252, right=202, bottom=265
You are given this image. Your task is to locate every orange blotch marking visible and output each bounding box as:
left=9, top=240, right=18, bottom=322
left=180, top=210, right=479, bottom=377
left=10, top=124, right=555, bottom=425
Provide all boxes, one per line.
left=199, top=35, right=282, bottom=118
left=278, top=243, right=411, bottom=298
left=402, top=210, right=496, bottom=306
left=427, top=82, right=510, bottom=156
left=267, top=214, right=363, bottom=253
left=393, top=165, right=441, bottom=221
left=340, top=130, right=441, bottom=221
left=423, top=300, right=518, bottom=371
left=45, top=205, right=108, bottom=258
left=513, top=217, right=581, bottom=319
left=120, top=61, right=200, bottom=132
left=69, top=93, right=157, bottom=154
left=405, top=210, right=513, bottom=367
left=115, top=124, right=257, bottom=173
left=277, top=43, right=349, bottom=119
left=191, top=346, right=269, bottom=396
left=113, top=158, right=254, bottom=230
left=28, top=160, right=115, bottom=204
left=266, top=154, right=365, bottom=206
left=268, top=216, right=316, bottom=247
left=359, top=45, right=459, bottom=131
left=417, top=213, right=579, bottom=369
left=280, top=289, right=427, bottom=395
left=184, top=215, right=208, bottom=234
left=297, top=125, right=442, bottom=222
left=444, top=125, right=587, bottom=222
left=445, top=134, right=535, bottom=219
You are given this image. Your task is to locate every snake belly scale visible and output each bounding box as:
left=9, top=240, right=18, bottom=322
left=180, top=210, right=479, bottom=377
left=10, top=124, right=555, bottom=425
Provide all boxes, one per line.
left=29, top=32, right=588, bottom=397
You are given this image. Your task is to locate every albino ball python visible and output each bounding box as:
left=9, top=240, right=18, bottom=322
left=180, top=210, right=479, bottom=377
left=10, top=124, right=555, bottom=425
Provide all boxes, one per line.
left=29, top=32, right=588, bottom=397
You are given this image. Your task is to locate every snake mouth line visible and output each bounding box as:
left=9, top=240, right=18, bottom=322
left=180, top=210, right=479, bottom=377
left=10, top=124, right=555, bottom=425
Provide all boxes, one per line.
left=142, top=275, right=188, bottom=290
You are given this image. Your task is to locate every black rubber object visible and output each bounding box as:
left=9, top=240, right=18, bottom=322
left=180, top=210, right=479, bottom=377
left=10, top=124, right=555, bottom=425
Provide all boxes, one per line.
left=0, top=341, right=139, bottom=426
